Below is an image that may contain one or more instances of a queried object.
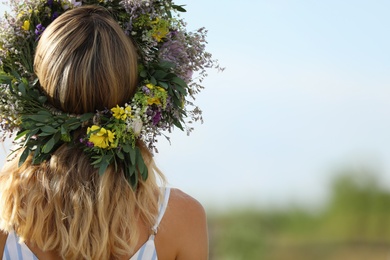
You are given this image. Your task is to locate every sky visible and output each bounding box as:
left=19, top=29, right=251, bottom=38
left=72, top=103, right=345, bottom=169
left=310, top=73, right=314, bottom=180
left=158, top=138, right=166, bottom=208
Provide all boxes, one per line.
left=1, top=0, right=390, bottom=211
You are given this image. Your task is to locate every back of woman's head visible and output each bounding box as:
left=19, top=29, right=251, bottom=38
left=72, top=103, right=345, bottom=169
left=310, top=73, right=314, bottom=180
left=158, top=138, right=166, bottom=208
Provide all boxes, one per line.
left=34, top=5, right=138, bottom=114
left=0, top=6, right=163, bottom=259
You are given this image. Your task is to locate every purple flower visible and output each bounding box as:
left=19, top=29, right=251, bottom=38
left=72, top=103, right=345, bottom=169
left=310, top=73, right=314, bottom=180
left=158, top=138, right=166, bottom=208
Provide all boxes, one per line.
left=80, top=138, right=94, bottom=148
left=35, top=24, right=46, bottom=37
left=52, top=11, right=59, bottom=21
left=86, top=141, right=94, bottom=148
left=160, top=40, right=186, bottom=64
left=47, top=0, right=53, bottom=7
left=152, top=111, right=162, bottom=125
left=142, top=85, right=151, bottom=95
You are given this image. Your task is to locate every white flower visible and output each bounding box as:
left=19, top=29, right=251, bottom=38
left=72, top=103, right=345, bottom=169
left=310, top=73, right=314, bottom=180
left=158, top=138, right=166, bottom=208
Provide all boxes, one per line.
left=71, top=0, right=82, bottom=7
left=131, top=119, right=143, bottom=137
left=63, top=0, right=82, bottom=10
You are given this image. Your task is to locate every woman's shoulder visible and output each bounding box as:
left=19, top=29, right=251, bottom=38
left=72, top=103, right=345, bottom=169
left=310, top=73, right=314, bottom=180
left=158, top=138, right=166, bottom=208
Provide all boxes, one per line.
left=156, top=188, right=208, bottom=260
left=168, top=188, right=206, bottom=217
left=163, top=188, right=207, bottom=234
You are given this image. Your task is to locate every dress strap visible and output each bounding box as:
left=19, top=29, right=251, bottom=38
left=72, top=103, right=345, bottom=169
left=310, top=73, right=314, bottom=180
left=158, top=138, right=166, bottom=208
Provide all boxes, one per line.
left=151, top=187, right=171, bottom=235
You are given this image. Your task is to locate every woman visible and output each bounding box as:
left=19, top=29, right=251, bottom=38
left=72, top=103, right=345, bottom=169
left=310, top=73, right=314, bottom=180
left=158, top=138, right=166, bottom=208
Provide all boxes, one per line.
left=0, top=6, right=208, bottom=260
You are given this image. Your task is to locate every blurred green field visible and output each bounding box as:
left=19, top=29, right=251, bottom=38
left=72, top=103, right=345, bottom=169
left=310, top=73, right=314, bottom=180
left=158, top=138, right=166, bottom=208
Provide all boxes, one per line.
left=208, top=171, right=390, bottom=260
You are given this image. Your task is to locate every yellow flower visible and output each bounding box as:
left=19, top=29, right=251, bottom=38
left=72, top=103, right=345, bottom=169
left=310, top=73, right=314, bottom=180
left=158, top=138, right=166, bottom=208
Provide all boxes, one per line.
left=157, top=86, right=166, bottom=93
left=151, top=18, right=169, bottom=42
left=22, top=20, right=30, bottom=31
left=146, top=83, right=154, bottom=90
left=87, top=125, right=115, bottom=149
left=152, top=28, right=169, bottom=42
left=147, top=97, right=161, bottom=106
left=17, top=11, right=25, bottom=19
left=111, top=105, right=132, bottom=120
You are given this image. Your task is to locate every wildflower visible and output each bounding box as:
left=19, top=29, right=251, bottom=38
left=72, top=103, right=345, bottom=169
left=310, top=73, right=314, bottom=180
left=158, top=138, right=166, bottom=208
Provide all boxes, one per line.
left=63, top=0, right=82, bottom=10
left=157, top=86, right=166, bottom=93
left=111, top=105, right=132, bottom=120
left=35, top=24, right=46, bottom=37
left=87, top=125, right=115, bottom=149
left=147, top=97, right=161, bottom=106
left=152, top=111, right=162, bottom=125
left=146, top=83, right=154, bottom=90
left=142, top=85, right=151, bottom=95
left=131, top=118, right=143, bottom=137
left=52, top=11, right=59, bottom=21
left=151, top=18, right=169, bottom=42
left=71, top=0, right=83, bottom=7
left=21, top=20, right=30, bottom=31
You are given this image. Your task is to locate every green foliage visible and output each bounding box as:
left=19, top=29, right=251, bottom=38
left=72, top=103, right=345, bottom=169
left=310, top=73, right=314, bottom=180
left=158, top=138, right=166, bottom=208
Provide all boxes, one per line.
left=209, top=171, right=390, bottom=260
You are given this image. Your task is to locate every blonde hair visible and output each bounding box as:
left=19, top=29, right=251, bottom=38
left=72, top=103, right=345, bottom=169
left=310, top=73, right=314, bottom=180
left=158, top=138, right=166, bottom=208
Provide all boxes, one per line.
left=0, top=5, right=164, bottom=259
left=34, top=5, right=138, bottom=113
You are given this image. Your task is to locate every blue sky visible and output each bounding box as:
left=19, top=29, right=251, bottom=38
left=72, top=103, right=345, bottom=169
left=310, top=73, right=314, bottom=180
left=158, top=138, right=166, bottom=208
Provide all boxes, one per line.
left=1, top=1, right=390, bottom=210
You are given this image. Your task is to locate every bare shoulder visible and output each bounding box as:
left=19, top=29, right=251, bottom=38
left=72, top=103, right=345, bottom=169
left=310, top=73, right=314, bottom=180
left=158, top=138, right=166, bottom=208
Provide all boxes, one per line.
left=165, top=188, right=207, bottom=236
left=169, top=188, right=206, bottom=218
left=156, top=188, right=208, bottom=260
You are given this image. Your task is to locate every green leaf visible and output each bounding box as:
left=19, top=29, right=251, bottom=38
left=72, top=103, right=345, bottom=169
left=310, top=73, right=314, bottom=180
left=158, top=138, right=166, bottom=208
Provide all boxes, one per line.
left=33, top=153, right=48, bottom=165
left=38, top=132, right=55, bottom=137
left=139, top=70, right=148, bottom=78
left=42, top=136, right=56, bottom=153
left=10, top=71, right=21, bottom=80
left=98, top=161, right=109, bottom=176
left=122, top=144, right=131, bottom=153
left=79, top=113, right=94, bottom=122
left=98, top=154, right=113, bottom=176
left=37, top=95, right=47, bottom=104
left=136, top=148, right=148, bottom=181
left=18, top=148, right=30, bottom=167
left=173, top=88, right=181, bottom=100
left=116, top=150, right=125, bottom=160
left=61, top=125, right=67, bottom=135
left=158, top=81, right=169, bottom=89
left=173, top=119, right=184, bottom=131
left=27, top=115, right=51, bottom=123
left=15, top=130, right=29, bottom=140
left=150, top=76, right=157, bottom=85
left=102, top=153, right=114, bottom=163
left=37, top=110, right=52, bottom=116
left=91, top=157, right=103, bottom=165
left=171, top=77, right=188, bottom=90
left=129, top=147, right=136, bottom=165
left=172, top=4, right=187, bottom=12
left=18, top=83, right=27, bottom=96
left=32, top=145, right=42, bottom=164
left=153, top=70, right=168, bottom=79
left=23, top=129, right=39, bottom=146
left=41, top=132, right=61, bottom=153
left=53, top=132, right=61, bottom=143
left=0, top=74, right=13, bottom=83
left=158, top=61, right=175, bottom=69
left=129, top=171, right=138, bottom=190
left=41, top=125, right=57, bottom=134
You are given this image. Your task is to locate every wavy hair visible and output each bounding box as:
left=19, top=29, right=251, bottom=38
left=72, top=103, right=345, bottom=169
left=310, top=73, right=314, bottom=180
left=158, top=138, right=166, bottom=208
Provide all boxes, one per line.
left=0, top=5, right=164, bottom=259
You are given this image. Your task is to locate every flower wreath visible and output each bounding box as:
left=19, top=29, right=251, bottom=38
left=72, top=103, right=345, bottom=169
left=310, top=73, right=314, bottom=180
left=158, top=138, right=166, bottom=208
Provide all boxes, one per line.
left=0, top=0, right=221, bottom=188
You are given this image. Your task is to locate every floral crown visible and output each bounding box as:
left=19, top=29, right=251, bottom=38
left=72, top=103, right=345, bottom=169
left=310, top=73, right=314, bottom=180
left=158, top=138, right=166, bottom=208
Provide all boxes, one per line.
left=0, top=0, right=221, bottom=188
